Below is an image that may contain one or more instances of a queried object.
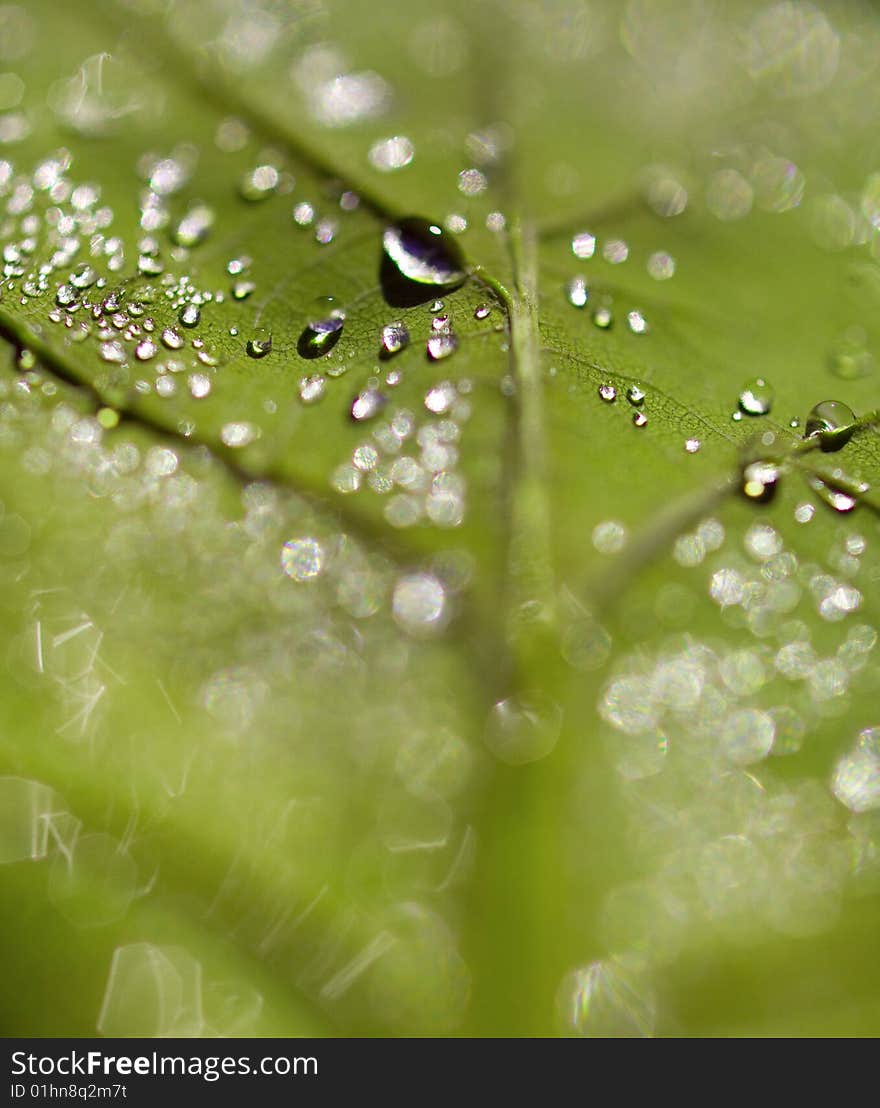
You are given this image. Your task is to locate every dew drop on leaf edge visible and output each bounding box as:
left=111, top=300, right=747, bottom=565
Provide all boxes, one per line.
left=804, top=400, right=856, bottom=452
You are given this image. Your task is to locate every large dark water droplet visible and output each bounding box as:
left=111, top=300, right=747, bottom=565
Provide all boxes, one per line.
left=297, top=315, right=344, bottom=358
left=804, top=400, right=856, bottom=452
left=381, top=217, right=466, bottom=307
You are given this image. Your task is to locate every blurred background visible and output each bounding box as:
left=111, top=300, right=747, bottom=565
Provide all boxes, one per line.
left=1, top=0, right=880, bottom=1037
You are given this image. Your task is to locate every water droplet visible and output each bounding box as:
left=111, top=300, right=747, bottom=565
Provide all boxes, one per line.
left=458, top=168, right=487, bottom=196
left=647, top=251, right=675, bottom=280
left=598, top=384, right=617, bottom=403
left=632, top=411, right=648, bottom=428
left=298, top=375, right=325, bottom=404
left=592, top=306, right=613, bottom=329
left=484, top=693, right=563, bottom=766
left=427, top=331, right=458, bottom=361
left=298, top=316, right=344, bottom=358
left=188, top=373, right=211, bottom=399
left=626, top=384, right=646, bottom=406
left=474, top=304, right=491, bottom=320
left=179, top=303, right=201, bottom=329
left=246, top=329, right=272, bottom=358
left=135, top=338, right=157, bottom=361
left=627, top=310, right=648, bottom=334
left=566, top=276, right=588, bottom=308
left=685, top=438, right=701, bottom=453
left=603, top=239, right=629, bottom=263
left=831, top=728, right=880, bottom=812
left=382, top=218, right=466, bottom=287
left=173, top=204, right=215, bottom=247
left=807, top=471, right=867, bottom=513
left=281, top=538, right=324, bottom=581
left=69, top=263, right=96, bottom=289
left=99, top=340, right=126, bottom=364
left=738, top=377, right=774, bottom=416
left=292, top=201, right=314, bottom=227
left=571, top=231, right=596, bottom=259
left=231, top=279, right=256, bottom=301
left=720, top=708, right=775, bottom=765
left=240, top=164, right=279, bottom=201
left=220, top=421, right=257, bottom=448
left=425, top=381, right=458, bottom=414
left=161, top=327, right=184, bottom=350
left=55, top=284, right=77, bottom=308
left=392, top=573, right=449, bottom=635
left=381, top=321, right=410, bottom=357
left=350, top=388, right=386, bottom=422
left=741, top=459, right=780, bottom=503
left=804, top=400, right=856, bottom=452
left=368, top=135, right=414, bottom=172
left=592, top=520, right=627, bottom=554
left=828, top=329, right=874, bottom=380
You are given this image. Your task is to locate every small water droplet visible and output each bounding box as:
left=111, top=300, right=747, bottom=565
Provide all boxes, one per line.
left=369, top=135, right=415, bottom=172
left=828, top=329, right=874, bottom=380
left=598, top=383, right=617, bottom=402
left=474, top=303, right=491, bottom=320
left=592, top=306, right=613, bottom=329
left=161, top=327, right=184, bottom=350
left=427, top=331, right=458, bottom=361
left=135, top=338, right=157, bottom=361
left=221, top=421, right=258, bottom=447
left=138, top=255, right=163, bottom=277
left=626, top=385, right=646, bottom=406
left=55, top=284, right=77, bottom=308
left=298, top=315, right=344, bottom=358
left=246, top=329, right=272, bottom=358
left=685, top=438, right=701, bottom=453
left=188, top=373, right=211, bottom=398
left=632, top=411, right=648, bottom=428
left=647, top=251, right=675, bottom=280
left=292, top=201, right=314, bottom=226
left=381, top=321, right=410, bottom=356
left=382, top=218, right=466, bottom=287
left=99, top=340, right=125, bottom=364
left=566, top=276, right=588, bottom=308
left=807, top=471, right=868, bottom=513
left=571, top=231, right=596, bottom=259
left=741, top=459, right=780, bottom=503
left=173, top=204, right=215, bottom=247
left=240, top=164, right=279, bottom=201
left=738, top=377, right=774, bottom=416
left=425, top=381, right=457, bottom=414
left=298, top=375, right=325, bottom=403
left=231, top=279, right=256, bottom=301
left=626, top=310, right=648, bottom=334
left=179, top=303, right=201, bottom=328
left=69, top=263, right=96, bottom=289
left=350, top=388, right=386, bottom=422
left=804, top=400, right=856, bottom=452
left=485, top=693, right=563, bottom=766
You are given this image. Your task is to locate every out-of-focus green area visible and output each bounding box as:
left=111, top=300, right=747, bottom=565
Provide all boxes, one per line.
left=1, top=0, right=880, bottom=1036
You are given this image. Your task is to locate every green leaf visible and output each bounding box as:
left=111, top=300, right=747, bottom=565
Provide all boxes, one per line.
left=2, top=0, right=880, bottom=1037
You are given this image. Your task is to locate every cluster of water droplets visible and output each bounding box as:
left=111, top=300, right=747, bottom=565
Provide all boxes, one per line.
left=564, top=229, right=659, bottom=335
